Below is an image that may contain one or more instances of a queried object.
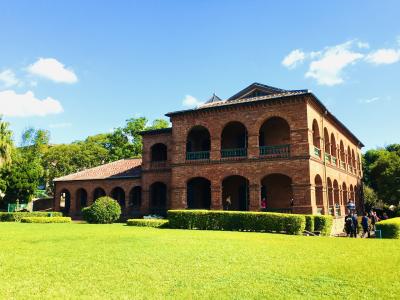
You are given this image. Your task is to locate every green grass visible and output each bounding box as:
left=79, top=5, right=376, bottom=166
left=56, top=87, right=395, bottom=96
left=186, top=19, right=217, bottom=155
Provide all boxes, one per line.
left=0, top=223, right=399, bottom=299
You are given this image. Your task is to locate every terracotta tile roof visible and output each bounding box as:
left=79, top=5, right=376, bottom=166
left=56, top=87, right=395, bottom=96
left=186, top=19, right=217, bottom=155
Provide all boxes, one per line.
left=54, top=158, right=142, bottom=182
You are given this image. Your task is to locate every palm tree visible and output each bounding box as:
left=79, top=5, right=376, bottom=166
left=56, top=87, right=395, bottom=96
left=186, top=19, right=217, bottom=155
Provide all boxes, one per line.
left=0, top=116, right=13, bottom=167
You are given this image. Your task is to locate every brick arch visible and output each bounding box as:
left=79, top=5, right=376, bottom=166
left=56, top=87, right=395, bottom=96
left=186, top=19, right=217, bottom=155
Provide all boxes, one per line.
left=312, top=119, right=321, bottom=149
left=150, top=143, right=168, bottom=162
left=314, top=174, right=323, bottom=207
left=186, top=177, right=211, bottom=209
left=220, top=121, right=248, bottom=150
left=93, top=187, right=106, bottom=201
left=260, top=173, right=293, bottom=211
left=258, top=116, right=291, bottom=147
left=324, top=127, right=330, bottom=154
left=252, top=113, right=293, bottom=134
left=222, top=175, right=249, bottom=211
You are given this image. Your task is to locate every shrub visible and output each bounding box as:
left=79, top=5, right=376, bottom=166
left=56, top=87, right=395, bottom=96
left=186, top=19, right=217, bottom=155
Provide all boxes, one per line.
left=0, top=212, right=63, bottom=222
left=127, top=219, right=169, bottom=228
left=314, top=215, right=333, bottom=236
left=20, top=217, right=71, bottom=223
left=167, top=210, right=306, bottom=235
left=376, top=218, right=400, bottom=239
left=82, top=196, right=121, bottom=224
left=305, top=215, right=315, bottom=232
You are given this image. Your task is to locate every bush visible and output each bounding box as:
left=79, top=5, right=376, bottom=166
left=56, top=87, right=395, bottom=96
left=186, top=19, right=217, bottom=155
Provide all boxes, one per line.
left=167, top=210, right=306, bottom=235
left=314, top=215, right=333, bottom=236
left=82, top=196, right=121, bottom=224
left=0, top=212, right=63, bottom=222
left=376, top=218, right=400, bottom=239
left=305, top=215, right=315, bottom=232
left=127, top=219, right=169, bottom=228
left=20, top=217, right=71, bottom=223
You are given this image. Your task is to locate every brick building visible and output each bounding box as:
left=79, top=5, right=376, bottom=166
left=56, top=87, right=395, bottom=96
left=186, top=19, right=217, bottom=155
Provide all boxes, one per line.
left=54, top=83, right=363, bottom=218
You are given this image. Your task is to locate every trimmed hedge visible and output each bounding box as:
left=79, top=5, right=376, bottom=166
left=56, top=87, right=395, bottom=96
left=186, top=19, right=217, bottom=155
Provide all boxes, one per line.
left=376, top=218, right=400, bottom=239
left=82, top=196, right=121, bottom=224
left=127, top=219, right=169, bottom=228
left=305, top=215, right=315, bottom=232
left=314, top=215, right=333, bottom=236
left=0, top=212, right=63, bottom=222
left=20, top=217, right=72, bottom=223
left=168, top=210, right=306, bottom=235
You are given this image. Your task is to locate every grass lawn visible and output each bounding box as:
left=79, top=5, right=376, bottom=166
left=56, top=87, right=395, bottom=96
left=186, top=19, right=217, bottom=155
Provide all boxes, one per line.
left=0, top=223, right=399, bottom=299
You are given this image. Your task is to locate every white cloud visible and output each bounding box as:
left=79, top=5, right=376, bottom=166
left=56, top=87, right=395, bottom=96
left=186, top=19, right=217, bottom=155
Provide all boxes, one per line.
left=182, top=95, right=203, bottom=107
left=305, top=41, right=364, bottom=86
left=49, top=122, right=72, bottom=128
left=365, top=48, right=400, bottom=65
left=27, top=58, right=78, bottom=83
left=0, top=69, right=20, bottom=88
left=282, top=49, right=305, bottom=69
left=357, top=41, right=370, bottom=49
left=0, top=90, right=63, bottom=117
left=359, top=96, right=380, bottom=104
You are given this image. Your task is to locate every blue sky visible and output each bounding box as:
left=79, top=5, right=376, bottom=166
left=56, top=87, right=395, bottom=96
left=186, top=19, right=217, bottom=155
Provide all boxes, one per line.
left=0, top=1, right=399, bottom=150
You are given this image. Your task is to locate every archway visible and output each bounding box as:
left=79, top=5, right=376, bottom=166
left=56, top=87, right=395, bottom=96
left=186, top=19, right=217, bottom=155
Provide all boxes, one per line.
left=324, top=128, right=330, bottom=155
left=221, top=121, right=247, bottom=157
left=261, top=173, right=293, bottom=212
left=187, top=177, right=211, bottom=209
left=327, top=178, right=333, bottom=215
left=150, top=182, right=167, bottom=215
left=330, top=133, right=337, bottom=159
left=349, top=185, right=354, bottom=201
left=222, top=175, right=249, bottom=211
left=186, top=126, right=211, bottom=160
left=312, top=119, right=321, bottom=157
left=342, top=183, right=348, bottom=204
left=340, top=140, right=345, bottom=167
left=93, top=187, right=106, bottom=201
left=259, top=117, right=290, bottom=157
left=111, top=187, right=126, bottom=208
left=60, top=189, right=71, bottom=215
left=151, top=143, right=167, bottom=162
left=333, top=180, right=340, bottom=205
left=129, top=186, right=142, bottom=208
left=76, top=188, right=88, bottom=212
left=314, top=175, right=323, bottom=208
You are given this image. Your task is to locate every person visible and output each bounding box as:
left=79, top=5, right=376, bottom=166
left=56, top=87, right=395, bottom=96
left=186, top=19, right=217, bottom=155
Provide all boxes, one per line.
left=261, top=198, right=266, bottom=212
left=361, top=212, right=370, bottom=238
left=224, top=196, right=232, bottom=210
left=370, top=211, right=379, bottom=232
left=351, top=213, right=358, bottom=238
left=382, top=212, right=389, bottom=220
left=344, top=213, right=353, bottom=237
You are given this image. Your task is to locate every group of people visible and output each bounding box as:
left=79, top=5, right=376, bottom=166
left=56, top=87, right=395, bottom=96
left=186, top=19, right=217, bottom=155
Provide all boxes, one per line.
left=344, top=210, right=388, bottom=238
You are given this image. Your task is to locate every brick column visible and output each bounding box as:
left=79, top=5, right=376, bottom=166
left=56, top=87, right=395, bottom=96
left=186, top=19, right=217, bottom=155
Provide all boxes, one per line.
left=247, top=134, right=259, bottom=159
left=141, top=189, right=150, bottom=215
left=211, top=184, right=222, bottom=210
left=210, top=138, right=221, bottom=161
left=170, top=186, right=186, bottom=209
left=291, top=183, right=315, bottom=214
left=69, top=191, right=77, bottom=216
left=249, top=183, right=260, bottom=211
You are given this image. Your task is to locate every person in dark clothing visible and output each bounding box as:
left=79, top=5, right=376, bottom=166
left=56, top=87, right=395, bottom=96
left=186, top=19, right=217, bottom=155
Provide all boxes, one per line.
left=345, top=214, right=353, bottom=237
left=361, top=212, right=370, bottom=238
left=351, top=213, right=358, bottom=238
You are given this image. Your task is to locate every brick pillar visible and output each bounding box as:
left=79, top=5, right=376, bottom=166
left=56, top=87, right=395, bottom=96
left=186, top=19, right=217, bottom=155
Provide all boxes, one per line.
left=124, top=188, right=130, bottom=216
left=54, top=185, right=61, bottom=211
left=170, top=186, right=186, bottom=209
left=291, top=183, right=315, bottom=214
left=141, top=189, right=150, bottom=215
left=247, top=134, right=259, bottom=159
left=249, top=183, right=260, bottom=211
left=210, top=138, right=221, bottom=161
left=69, top=191, right=77, bottom=216
left=211, top=184, right=222, bottom=210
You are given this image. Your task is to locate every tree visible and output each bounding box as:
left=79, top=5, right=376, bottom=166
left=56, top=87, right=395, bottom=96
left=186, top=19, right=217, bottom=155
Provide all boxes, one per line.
left=0, top=117, right=14, bottom=167
left=363, top=185, right=378, bottom=211
left=1, top=149, right=42, bottom=204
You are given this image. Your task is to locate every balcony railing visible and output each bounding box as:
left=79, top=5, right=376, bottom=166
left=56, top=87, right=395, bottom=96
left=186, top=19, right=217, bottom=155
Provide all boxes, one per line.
left=324, top=153, right=331, bottom=163
left=332, top=156, right=337, bottom=165
left=186, top=151, right=210, bottom=161
left=259, top=144, right=290, bottom=158
left=221, top=148, right=247, bottom=158
left=340, top=161, right=346, bottom=169
left=314, top=146, right=321, bottom=157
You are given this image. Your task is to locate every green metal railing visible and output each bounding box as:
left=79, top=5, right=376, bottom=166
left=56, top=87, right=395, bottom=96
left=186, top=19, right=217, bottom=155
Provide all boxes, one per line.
left=259, top=144, right=290, bottom=158
left=340, top=161, right=346, bottom=169
left=221, top=148, right=247, bottom=158
left=324, top=153, right=331, bottom=163
left=186, top=151, right=210, bottom=160
left=7, top=203, right=29, bottom=213
left=314, top=146, right=321, bottom=157
left=332, top=157, right=337, bottom=165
